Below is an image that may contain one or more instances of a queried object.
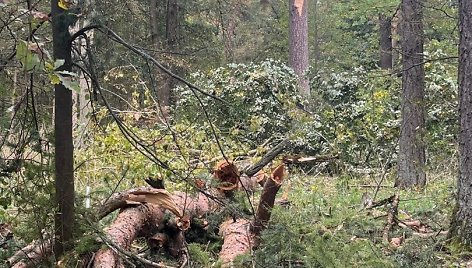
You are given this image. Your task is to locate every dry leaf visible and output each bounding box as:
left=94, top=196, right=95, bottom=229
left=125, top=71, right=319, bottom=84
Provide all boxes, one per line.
left=127, top=189, right=182, bottom=217
left=390, top=236, right=404, bottom=247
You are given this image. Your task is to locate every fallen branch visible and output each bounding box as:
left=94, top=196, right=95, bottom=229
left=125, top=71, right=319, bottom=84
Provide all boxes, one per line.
left=383, top=193, right=400, bottom=242
left=244, top=139, right=290, bottom=177
left=282, top=154, right=339, bottom=164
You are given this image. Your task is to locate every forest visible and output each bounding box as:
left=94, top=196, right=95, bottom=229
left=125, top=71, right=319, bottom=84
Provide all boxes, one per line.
left=0, top=0, right=470, bottom=267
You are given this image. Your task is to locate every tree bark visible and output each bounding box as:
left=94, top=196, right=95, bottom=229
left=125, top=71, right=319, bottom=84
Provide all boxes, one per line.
left=150, top=0, right=159, bottom=45
left=379, top=13, right=393, bottom=69
left=396, top=0, right=426, bottom=188
left=289, top=0, right=310, bottom=97
left=450, top=0, right=472, bottom=245
left=93, top=204, right=165, bottom=268
left=391, top=8, right=401, bottom=68
left=51, top=0, right=75, bottom=257
left=162, top=0, right=179, bottom=110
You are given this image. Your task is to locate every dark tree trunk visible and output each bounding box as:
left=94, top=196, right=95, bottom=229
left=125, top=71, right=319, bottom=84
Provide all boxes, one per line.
left=166, top=0, right=179, bottom=49
left=162, top=0, right=179, bottom=108
left=450, top=0, right=472, bottom=245
left=289, top=0, right=310, bottom=97
left=396, top=0, right=426, bottom=188
left=379, top=13, right=393, bottom=69
left=51, top=0, right=74, bottom=257
left=150, top=0, right=159, bottom=44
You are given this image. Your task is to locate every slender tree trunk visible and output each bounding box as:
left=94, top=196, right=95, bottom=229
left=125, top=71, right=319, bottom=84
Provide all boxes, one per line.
left=379, top=13, right=393, bottom=69
left=51, top=0, right=74, bottom=257
left=289, top=0, right=310, bottom=97
left=396, top=0, right=426, bottom=188
left=312, top=0, right=319, bottom=72
left=163, top=0, right=179, bottom=108
left=391, top=7, right=401, bottom=68
left=450, top=0, right=472, bottom=245
left=150, top=0, right=159, bottom=44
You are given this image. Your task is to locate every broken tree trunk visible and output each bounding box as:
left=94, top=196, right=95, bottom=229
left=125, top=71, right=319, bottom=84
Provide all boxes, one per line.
left=219, top=164, right=286, bottom=266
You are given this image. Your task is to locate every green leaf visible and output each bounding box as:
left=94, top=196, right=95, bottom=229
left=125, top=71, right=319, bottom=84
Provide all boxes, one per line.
left=57, top=74, right=80, bottom=92
left=54, top=59, right=65, bottom=70
left=16, top=41, right=41, bottom=71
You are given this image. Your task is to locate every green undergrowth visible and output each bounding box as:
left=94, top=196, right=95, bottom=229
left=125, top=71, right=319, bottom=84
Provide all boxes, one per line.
left=243, top=172, right=457, bottom=268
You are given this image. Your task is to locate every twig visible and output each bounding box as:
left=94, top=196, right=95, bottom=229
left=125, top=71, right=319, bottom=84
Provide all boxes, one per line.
left=100, top=233, right=177, bottom=268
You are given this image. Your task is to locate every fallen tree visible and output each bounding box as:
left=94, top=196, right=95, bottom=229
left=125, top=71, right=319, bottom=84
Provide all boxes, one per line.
left=9, top=155, right=288, bottom=267
left=92, top=163, right=286, bottom=267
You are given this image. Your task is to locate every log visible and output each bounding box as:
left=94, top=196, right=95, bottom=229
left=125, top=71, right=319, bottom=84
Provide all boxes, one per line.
left=93, top=190, right=218, bottom=267
left=218, top=218, right=254, bottom=267
left=93, top=204, right=165, bottom=268
left=7, top=238, right=52, bottom=268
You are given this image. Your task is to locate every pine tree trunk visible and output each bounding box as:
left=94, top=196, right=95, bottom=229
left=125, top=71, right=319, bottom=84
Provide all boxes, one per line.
left=450, top=0, right=472, bottom=245
left=289, top=0, right=310, bottom=97
left=379, top=13, right=393, bottom=69
left=396, top=0, right=426, bottom=188
left=51, top=0, right=75, bottom=258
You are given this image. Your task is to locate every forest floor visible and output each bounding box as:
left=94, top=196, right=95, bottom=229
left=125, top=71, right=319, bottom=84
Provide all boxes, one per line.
left=0, top=168, right=467, bottom=267
left=243, top=169, right=459, bottom=268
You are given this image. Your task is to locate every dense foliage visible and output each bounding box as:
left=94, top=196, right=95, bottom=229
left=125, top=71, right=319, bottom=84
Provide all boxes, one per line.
left=0, top=0, right=463, bottom=266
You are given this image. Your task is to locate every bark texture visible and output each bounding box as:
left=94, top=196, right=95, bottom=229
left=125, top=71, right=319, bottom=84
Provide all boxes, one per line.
left=289, top=0, right=310, bottom=97
left=379, top=13, right=393, bottom=69
left=51, top=0, right=75, bottom=257
left=396, top=0, right=426, bottom=188
left=93, top=204, right=165, bottom=268
left=450, top=0, right=472, bottom=245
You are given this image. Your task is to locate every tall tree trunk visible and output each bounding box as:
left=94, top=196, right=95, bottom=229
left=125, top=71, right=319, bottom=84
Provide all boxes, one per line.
left=450, top=0, right=472, bottom=245
left=150, top=0, right=159, bottom=44
left=51, top=0, right=74, bottom=257
left=396, top=0, right=425, bottom=188
left=289, top=0, right=310, bottom=97
left=379, top=13, right=393, bottom=69
left=312, top=0, right=319, bottom=73
left=162, top=0, right=179, bottom=109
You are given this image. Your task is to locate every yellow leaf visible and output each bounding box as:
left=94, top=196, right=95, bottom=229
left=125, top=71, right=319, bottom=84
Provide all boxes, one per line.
left=58, top=0, right=72, bottom=10
left=49, top=73, right=61, bottom=85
